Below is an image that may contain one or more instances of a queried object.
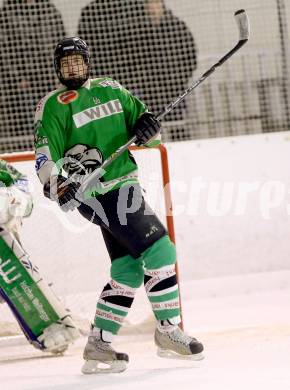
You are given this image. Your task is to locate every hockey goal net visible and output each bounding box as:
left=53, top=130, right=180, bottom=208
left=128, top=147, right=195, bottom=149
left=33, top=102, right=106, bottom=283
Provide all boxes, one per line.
left=0, top=145, right=181, bottom=339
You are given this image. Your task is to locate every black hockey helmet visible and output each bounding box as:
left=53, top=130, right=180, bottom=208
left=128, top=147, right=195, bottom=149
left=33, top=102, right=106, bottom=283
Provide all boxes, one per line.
left=54, top=37, right=90, bottom=89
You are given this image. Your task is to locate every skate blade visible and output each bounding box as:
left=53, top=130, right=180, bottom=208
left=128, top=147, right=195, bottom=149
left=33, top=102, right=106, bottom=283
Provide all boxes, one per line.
left=81, top=359, right=127, bottom=374
left=157, top=347, right=204, bottom=361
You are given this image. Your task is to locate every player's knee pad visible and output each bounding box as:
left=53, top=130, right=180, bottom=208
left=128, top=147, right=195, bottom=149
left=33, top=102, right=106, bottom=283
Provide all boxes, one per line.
left=142, top=235, right=176, bottom=270
left=0, top=187, right=33, bottom=232
left=110, top=255, right=144, bottom=288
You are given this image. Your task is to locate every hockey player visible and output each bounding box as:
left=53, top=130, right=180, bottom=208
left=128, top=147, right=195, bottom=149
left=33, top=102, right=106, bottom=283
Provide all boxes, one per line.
left=34, top=37, right=204, bottom=373
left=0, top=158, right=80, bottom=353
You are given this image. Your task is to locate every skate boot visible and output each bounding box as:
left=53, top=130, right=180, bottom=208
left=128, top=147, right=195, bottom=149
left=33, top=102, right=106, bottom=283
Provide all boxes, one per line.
left=82, top=331, right=129, bottom=374
left=155, top=323, right=204, bottom=360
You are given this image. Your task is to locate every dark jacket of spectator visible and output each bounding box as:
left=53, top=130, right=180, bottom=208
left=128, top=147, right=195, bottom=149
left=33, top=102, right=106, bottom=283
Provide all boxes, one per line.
left=0, top=0, right=66, bottom=150
left=77, top=0, right=196, bottom=122
left=77, top=0, right=139, bottom=80
left=126, top=1, right=197, bottom=121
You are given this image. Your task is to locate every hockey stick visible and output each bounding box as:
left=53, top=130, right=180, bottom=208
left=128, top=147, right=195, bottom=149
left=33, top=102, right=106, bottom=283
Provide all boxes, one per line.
left=81, top=9, right=250, bottom=189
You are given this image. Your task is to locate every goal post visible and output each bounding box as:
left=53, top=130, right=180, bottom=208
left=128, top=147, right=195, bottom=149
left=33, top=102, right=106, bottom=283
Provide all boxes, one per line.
left=0, top=144, right=183, bottom=340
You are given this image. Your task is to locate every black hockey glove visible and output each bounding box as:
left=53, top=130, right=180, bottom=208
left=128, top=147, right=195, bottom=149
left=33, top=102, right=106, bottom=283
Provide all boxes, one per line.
left=133, top=112, right=161, bottom=146
left=43, top=176, right=81, bottom=212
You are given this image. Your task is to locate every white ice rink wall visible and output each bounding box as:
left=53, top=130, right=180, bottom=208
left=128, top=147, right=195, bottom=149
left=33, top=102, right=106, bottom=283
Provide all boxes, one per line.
left=167, top=131, right=290, bottom=282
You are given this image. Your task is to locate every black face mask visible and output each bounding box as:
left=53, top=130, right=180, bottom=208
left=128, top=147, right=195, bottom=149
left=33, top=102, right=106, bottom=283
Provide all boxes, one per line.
left=58, top=55, right=90, bottom=90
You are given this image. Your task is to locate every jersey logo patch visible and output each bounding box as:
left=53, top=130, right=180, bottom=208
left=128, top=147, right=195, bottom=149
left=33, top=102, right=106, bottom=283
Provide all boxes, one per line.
left=35, top=153, right=48, bottom=171
left=57, top=90, right=79, bottom=105
left=63, top=144, right=103, bottom=176
left=73, top=99, right=123, bottom=128
left=99, top=80, right=122, bottom=89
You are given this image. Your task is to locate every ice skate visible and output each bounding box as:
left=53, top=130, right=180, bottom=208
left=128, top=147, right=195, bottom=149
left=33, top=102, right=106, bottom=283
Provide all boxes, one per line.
left=155, top=325, right=204, bottom=361
left=82, top=334, right=129, bottom=374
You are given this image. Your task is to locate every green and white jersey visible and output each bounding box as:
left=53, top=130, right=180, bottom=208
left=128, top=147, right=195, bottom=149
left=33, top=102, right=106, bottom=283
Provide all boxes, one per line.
left=0, top=159, right=27, bottom=189
left=34, top=77, right=159, bottom=195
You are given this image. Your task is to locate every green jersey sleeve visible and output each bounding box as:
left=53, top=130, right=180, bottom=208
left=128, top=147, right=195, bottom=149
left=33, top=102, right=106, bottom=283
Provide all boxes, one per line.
left=34, top=90, right=67, bottom=184
left=34, top=94, right=66, bottom=162
left=116, top=84, right=147, bottom=131
left=116, top=83, right=161, bottom=147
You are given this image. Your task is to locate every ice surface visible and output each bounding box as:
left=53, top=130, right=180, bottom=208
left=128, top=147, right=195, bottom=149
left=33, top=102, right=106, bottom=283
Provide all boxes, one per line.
left=1, top=274, right=289, bottom=390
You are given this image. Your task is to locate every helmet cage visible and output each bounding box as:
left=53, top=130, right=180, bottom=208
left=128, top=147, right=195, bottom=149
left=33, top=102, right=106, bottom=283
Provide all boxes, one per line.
left=54, top=37, right=90, bottom=89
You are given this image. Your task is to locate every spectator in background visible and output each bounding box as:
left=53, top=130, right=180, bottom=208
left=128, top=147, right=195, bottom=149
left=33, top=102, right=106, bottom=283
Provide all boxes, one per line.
left=127, top=0, right=197, bottom=140
left=77, top=0, right=118, bottom=77
left=77, top=0, right=140, bottom=80
left=78, top=0, right=197, bottom=141
left=0, top=0, right=66, bottom=152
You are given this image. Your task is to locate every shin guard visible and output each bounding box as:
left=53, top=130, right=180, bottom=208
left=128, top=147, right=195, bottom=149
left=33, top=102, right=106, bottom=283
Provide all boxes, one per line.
left=0, top=230, right=80, bottom=352
left=143, top=236, right=181, bottom=321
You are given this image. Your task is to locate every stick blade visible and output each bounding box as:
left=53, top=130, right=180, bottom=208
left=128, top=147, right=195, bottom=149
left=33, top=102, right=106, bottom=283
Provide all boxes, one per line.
left=234, top=9, right=250, bottom=41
